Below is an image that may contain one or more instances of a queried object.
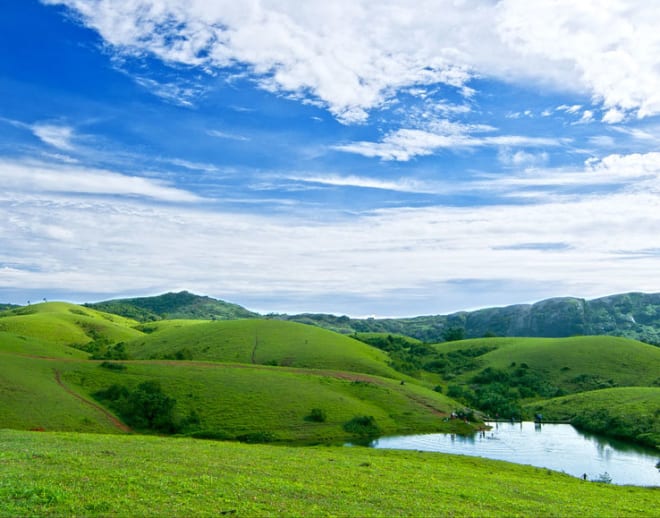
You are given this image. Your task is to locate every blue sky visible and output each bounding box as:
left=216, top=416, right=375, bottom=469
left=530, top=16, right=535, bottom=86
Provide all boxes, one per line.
left=1, top=0, right=660, bottom=316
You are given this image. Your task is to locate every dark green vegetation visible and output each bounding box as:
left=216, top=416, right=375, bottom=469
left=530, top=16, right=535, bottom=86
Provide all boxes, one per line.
left=86, top=291, right=258, bottom=321
left=1, top=430, right=657, bottom=518
left=280, top=292, right=660, bottom=344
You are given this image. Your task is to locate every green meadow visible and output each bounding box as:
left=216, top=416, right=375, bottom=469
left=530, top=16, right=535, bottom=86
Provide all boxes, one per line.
left=0, top=430, right=657, bottom=518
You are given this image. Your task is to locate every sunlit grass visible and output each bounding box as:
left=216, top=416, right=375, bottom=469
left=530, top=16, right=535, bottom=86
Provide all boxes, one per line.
left=0, top=430, right=656, bottom=517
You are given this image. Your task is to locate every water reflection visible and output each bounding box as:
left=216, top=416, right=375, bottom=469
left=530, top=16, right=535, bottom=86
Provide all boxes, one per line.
left=368, top=422, right=659, bottom=487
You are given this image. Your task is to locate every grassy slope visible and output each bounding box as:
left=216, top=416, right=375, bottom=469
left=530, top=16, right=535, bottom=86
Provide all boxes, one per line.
left=59, top=360, right=463, bottom=442
left=0, top=349, right=466, bottom=442
left=0, top=302, right=142, bottom=347
left=526, top=387, right=660, bottom=449
left=0, top=355, right=121, bottom=433
left=0, top=430, right=657, bottom=517
left=438, top=336, right=660, bottom=388
left=0, top=331, right=87, bottom=359
left=125, top=319, right=400, bottom=378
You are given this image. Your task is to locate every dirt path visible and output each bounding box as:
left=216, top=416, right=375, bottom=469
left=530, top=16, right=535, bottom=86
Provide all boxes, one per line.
left=53, top=369, right=132, bottom=433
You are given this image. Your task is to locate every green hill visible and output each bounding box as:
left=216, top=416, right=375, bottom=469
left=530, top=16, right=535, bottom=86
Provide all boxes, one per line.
left=0, top=302, right=142, bottom=348
left=440, top=335, right=660, bottom=389
left=86, top=291, right=258, bottom=321
left=526, top=387, right=660, bottom=449
left=125, top=319, right=401, bottom=378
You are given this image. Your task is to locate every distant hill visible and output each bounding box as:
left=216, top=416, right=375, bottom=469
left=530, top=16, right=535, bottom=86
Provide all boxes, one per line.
left=16, top=290, right=660, bottom=344
left=280, top=292, right=660, bottom=345
left=86, top=291, right=258, bottom=322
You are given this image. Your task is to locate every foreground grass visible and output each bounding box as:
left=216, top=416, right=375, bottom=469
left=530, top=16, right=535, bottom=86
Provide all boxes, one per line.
left=0, top=430, right=657, bottom=517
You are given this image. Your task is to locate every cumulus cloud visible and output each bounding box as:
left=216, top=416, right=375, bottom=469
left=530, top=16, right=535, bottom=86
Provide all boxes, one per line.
left=43, top=0, right=660, bottom=123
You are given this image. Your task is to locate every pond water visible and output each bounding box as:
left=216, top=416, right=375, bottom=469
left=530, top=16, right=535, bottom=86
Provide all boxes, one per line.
left=368, top=422, right=660, bottom=486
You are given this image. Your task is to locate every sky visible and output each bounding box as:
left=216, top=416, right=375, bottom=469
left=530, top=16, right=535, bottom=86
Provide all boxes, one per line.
left=1, top=0, right=660, bottom=316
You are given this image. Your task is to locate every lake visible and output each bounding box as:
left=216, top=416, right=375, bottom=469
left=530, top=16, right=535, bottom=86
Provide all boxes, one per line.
left=368, top=422, right=660, bottom=486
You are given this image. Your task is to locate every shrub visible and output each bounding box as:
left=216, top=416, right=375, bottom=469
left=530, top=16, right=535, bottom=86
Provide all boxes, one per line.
left=99, top=361, right=126, bottom=371
left=94, top=381, right=178, bottom=433
left=343, top=415, right=381, bottom=437
left=236, top=431, right=277, bottom=443
left=307, top=408, right=327, bottom=422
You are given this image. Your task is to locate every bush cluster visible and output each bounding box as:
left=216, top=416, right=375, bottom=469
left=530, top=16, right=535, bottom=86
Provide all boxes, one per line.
left=94, top=381, right=180, bottom=433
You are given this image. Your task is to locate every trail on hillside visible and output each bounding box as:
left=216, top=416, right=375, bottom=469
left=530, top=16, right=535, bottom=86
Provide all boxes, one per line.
left=53, top=369, right=132, bottom=433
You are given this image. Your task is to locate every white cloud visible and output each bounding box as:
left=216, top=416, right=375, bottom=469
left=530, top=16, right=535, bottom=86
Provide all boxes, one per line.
left=3, top=157, right=660, bottom=311
left=335, top=126, right=565, bottom=161
left=484, top=151, right=660, bottom=192
left=0, top=158, right=203, bottom=202
left=286, top=174, right=446, bottom=194
left=30, top=123, right=76, bottom=150
left=133, top=77, right=202, bottom=107
left=498, top=149, right=549, bottom=168
left=206, top=129, right=250, bottom=142
left=44, top=0, right=660, bottom=123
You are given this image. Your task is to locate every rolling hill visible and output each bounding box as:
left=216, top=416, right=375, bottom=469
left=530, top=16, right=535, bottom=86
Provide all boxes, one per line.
left=125, top=319, right=401, bottom=378
left=0, top=302, right=142, bottom=347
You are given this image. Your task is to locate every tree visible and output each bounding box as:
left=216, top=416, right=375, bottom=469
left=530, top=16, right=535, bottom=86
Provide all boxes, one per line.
left=443, top=327, right=465, bottom=342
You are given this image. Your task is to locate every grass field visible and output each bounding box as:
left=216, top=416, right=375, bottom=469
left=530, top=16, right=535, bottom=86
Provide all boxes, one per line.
left=0, top=430, right=657, bottom=517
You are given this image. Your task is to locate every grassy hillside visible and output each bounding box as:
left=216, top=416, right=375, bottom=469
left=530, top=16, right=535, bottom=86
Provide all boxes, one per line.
left=0, top=331, right=87, bottom=359
left=1, top=430, right=657, bottom=517
left=0, top=347, right=469, bottom=442
left=61, top=359, right=464, bottom=442
left=440, top=335, right=660, bottom=388
left=527, top=387, right=660, bottom=449
left=0, top=302, right=142, bottom=348
left=0, top=355, right=123, bottom=433
left=125, top=319, right=401, bottom=378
